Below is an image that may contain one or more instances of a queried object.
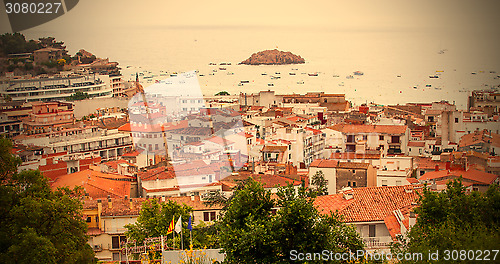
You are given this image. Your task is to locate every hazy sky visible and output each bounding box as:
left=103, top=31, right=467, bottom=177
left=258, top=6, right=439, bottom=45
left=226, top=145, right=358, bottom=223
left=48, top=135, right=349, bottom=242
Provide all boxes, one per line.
left=1, top=0, right=500, bottom=34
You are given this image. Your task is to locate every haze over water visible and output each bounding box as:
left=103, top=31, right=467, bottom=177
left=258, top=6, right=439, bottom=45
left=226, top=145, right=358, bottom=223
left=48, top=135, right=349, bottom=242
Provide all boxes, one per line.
left=3, top=0, right=499, bottom=110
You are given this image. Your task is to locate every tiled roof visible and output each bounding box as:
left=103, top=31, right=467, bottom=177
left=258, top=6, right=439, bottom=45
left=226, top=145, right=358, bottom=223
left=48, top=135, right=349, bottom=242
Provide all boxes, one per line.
left=415, top=157, right=447, bottom=170
left=221, top=173, right=302, bottom=189
left=383, top=205, right=415, bottom=241
left=122, top=149, right=144, bottom=157
left=459, top=130, right=500, bottom=148
left=139, top=166, right=176, bottom=181
left=262, top=145, right=287, bottom=152
left=305, top=127, right=322, bottom=135
left=314, top=185, right=422, bottom=222
left=329, top=124, right=407, bottom=134
left=169, top=127, right=213, bottom=136
left=419, top=169, right=498, bottom=185
left=330, top=152, right=381, bottom=160
left=51, top=170, right=133, bottom=199
left=102, top=159, right=136, bottom=170
left=205, top=136, right=234, bottom=146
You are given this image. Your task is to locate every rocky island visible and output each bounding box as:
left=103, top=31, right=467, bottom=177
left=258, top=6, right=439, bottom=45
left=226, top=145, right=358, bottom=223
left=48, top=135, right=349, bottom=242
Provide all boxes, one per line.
left=240, top=49, right=305, bottom=65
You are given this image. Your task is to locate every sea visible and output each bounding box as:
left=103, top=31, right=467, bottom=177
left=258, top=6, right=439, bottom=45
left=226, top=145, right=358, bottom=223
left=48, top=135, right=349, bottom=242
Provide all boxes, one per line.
left=22, top=26, right=500, bottom=110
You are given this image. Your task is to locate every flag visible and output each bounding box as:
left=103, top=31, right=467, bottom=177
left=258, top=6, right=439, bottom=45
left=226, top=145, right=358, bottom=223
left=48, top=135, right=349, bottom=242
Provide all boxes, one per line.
left=175, top=215, right=182, bottom=233
left=188, top=216, right=192, bottom=231
left=166, top=216, right=175, bottom=234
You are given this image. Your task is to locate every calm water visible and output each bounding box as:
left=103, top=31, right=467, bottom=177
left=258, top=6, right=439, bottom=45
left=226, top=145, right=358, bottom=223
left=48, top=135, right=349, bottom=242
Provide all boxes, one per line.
left=24, top=26, right=500, bottom=110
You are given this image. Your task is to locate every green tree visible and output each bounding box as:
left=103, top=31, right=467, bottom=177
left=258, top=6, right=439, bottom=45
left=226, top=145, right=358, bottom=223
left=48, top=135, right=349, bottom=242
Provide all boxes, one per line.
left=310, top=170, right=328, bottom=196
left=125, top=199, right=192, bottom=248
left=0, top=137, right=96, bottom=264
left=67, top=91, right=90, bottom=101
left=219, top=177, right=365, bottom=263
left=215, top=91, right=230, bottom=96
left=391, top=178, right=500, bottom=263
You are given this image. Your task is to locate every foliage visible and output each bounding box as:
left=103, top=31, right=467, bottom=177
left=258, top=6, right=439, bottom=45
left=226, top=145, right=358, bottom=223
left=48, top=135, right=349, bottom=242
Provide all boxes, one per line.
left=214, top=91, right=230, bottom=96
left=125, top=199, right=192, bottom=247
left=0, top=33, right=41, bottom=56
left=391, top=178, right=500, bottom=263
left=310, top=170, right=328, bottom=196
left=219, top=177, right=365, bottom=263
left=0, top=137, right=96, bottom=264
left=67, top=91, right=90, bottom=101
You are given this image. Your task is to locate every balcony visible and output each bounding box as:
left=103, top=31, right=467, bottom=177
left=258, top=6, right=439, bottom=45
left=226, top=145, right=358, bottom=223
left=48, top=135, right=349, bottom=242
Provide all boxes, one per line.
left=93, top=244, right=103, bottom=252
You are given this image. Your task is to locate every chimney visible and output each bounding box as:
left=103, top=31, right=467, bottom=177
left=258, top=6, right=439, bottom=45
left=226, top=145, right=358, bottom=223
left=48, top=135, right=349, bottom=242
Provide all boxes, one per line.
left=129, top=198, right=133, bottom=211
left=190, top=194, right=195, bottom=201
left=107, top=195, right=112, bottom=209
left=409, top=211, right=416, bottom=228
left=435, top=165, right=439, bottom=171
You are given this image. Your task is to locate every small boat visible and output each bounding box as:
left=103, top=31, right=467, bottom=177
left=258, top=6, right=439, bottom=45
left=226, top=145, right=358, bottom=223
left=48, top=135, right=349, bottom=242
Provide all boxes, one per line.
left=490, top=71, right=496, bottom=74
left=413, top=86, right=418, bottom=89
left=353, top=71, right=364, bottom=76
left=436, top=70, right=444, bottom=72
left=275, top=72, right=280, bottom=75
left=338, top=82, right=344, bottom=86
left=227, top=72, right=234, bottom=75
left=238, top=83, right=244, bottom=86
left=209, top=73, right=215, bottom=75
left=333, top=75, right=340, bottom=77
left=268, top=83, right=274, bottom=86
left=271, top=76, right=280, bottom=80
left=220, top=62, right=227, bottom=65
left=227, top=63, right=232, bottom=65
left=435, top=87, right=442, bottom=90
left=471, top=72, right=477, bottom=75
left=261, top=72, right=267, bottom=75
left=291, top=68, right=298, bottom=71
left=426, top=84, right=432, bottom=87
left=160, top=73, right=167, bottom=76
left=209, top=62, right=216, bottom=65
left=289, top=72, right=296, bottom=75
left=169, top=74, right=177, bottom=77
left=212, top=69, right=217, bottom=72
left=308, top=73, right=318, bottom=76
left=346, top=75, right=354, bottom=79
left=240, top=80, right=249, bottom=83
left=429, top=75, right=439, bottom=78
left=126, top=66, right=131, bottom=68
left=199, top=74, right=205, bottom=77
left=297, top=81, right=304, bottom=85
left=397, top=75, right=402, bottom=78
left=219, top=67, right=226, bottom=71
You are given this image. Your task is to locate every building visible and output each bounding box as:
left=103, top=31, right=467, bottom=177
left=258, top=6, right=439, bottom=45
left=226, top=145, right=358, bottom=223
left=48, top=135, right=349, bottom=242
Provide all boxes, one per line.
left=309, top=159, right=377, bottom=195
left=419, top=169, right=499, bottom=192
left=328, top=124, right=409, bottom=155
left=314, top=185, right=421, bottom=248
left=33, top=47, right=64, bottom=64
left=23, top=101, right=74, bottom=134
left=0, top=73, right=113, bottom=102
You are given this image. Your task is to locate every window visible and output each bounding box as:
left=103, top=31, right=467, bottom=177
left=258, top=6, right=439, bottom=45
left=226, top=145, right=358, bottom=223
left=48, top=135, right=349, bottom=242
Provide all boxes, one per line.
left=352, top=181, right=357, bottom=187
left=203, top=211, right=216, bottom=221
left=382, top=180, right=388, bottom=187
left=86, top=217, right=92, bottom=222
left=455, top=118, right=459, bottom=123
left=112, top=236, right=120, bottom=249
left=379, top=135, right=384, bottom=140
left=347, top=181, right=351, bottom=187
left=369, top=225, right=376, bottom=237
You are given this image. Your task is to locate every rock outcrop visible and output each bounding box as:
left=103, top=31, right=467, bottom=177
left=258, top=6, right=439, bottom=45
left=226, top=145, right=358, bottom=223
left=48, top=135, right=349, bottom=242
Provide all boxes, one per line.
left=240, top=49, right=305, bottom=65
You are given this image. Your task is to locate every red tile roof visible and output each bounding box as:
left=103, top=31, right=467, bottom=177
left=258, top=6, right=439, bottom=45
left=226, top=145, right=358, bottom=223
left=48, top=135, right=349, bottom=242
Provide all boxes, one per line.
left=314, top=185, right=422, bottom=222
left=419, top=169, right=498, bottom=185
left=408, top=141, right=425, bottom=147
left=310, top=159, right=370, bottom=169
left=138, top=166, right=176, bottom=181
left=51, top=170, right=133, bottom=199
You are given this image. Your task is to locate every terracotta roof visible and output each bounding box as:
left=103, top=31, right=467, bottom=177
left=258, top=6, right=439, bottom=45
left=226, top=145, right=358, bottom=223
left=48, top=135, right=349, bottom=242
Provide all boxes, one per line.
left=459, top=130, right=500, bottom=148
left=330, top=152, right=381, bottom=160
left=314, top=185, right=422, bottom=222
left=383, top=205, right=415, bottom=241
left=169, top=127, right=213, bottom=136
left=329, top=124, right=407, bottom=134
left=305, top=127, right=322, bottom=135
left=122, top=149, right=144, bottom=157
left=262, top=145, right=287, bottom=152
left=419, top=169, right=498, bottom=185
left=51, top=170, right=133, bottom=199
left=102, top=159, right=136, bottom=170
left=139, top=166, right=176, bottom=181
